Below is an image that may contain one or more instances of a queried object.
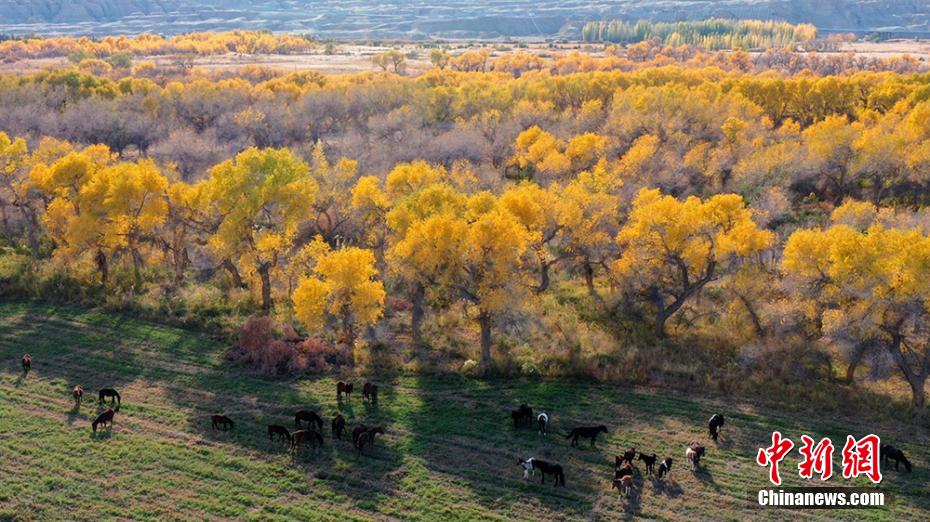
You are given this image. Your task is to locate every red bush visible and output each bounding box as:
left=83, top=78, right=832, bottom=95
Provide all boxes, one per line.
left=234, top=316, right=347, bottom=375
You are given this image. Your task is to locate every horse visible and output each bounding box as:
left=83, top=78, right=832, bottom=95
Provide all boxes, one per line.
left=92, top=408, right=114, bottom=433
left=355, top=427, right=385, bottom=454
left=98, top=388, right=121, bottom=407
left=686, top=441, right=705, bottom=471
left=657, top=457, right=673, bottom=479
left=708, top=414, right=725, bottom=442
left=72, top=385, right=84, bottom=408
left=337, top=381, right=353, bottom=401
left=537, top=412, right=549, bottom=435
left=295, top=410, right=324, bottom=431
left=211, top=415, right=234, bottom=431
left=292, top=429, right=324, bottom=451
left=612, top=475, right=634, bottom=497
left=511, top=404, right=533, bottom=428
left=331, top=413, right=346, bottom=440
left=620, top=447, right=636, bottom=466
left=566, top=425, right=608, bottom=447
left=614, top=461, right=633, bottom=480
left=881, top=445, right=912, bottom=472
left=518, top=458, right=564, bottom=486
left=352, top=424, right=370, bottom=446
left=363, top=382, right=378, bottom=403
left=638, top=452, right=658, bottom=476
left=268, top=424, right=292, bottom=444
left=21, top=354, right=31, bottom=375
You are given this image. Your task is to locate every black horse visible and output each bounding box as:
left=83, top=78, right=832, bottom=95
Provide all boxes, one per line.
left=519, top=458, right=565, bottom=486
left=881, top=445, right=912, bottom=472
left=566, top=425, right=608, bottom=447
left=657, top=457, right=673, bottom=479
left=620, top=447, right=636, bottom=466
left=363, top=382, right=378, bottom=403
left=211, top=415, right=234, bottom=431
left=708, top=414, right=725, bottom=442
left=638, top=452, right=658, bottom=475
left=295, top=410, right=324, bottom=431
left=98, top=388, right=121, bottom=407
left=332, top=413, right=346, bottom=440
left=337, top=381, right=353, bottom=401
left=511, top=404, right=533, bottom=427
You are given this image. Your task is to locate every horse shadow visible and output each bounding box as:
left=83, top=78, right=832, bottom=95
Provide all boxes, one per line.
left=67, top=404, right=82, bottom=425
left=652, top=477, right=683, bottom=498
left=90, top=430, right=113, bottom=441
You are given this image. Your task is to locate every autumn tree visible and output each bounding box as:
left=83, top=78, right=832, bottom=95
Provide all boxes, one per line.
left=292, top=241, right=385, bottom=348
left=783, top=223, right=930, bottom=408
left=0, top=132, right=41, bottom=254
left=204, top=147, right=317, bottom=310
left=429, top=48, right=450, bottom=70
left=613, top=189, right=774, bottom=337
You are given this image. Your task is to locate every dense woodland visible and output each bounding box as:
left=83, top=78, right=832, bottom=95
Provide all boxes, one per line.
left=2, top=43, right=930, bottom=413
left=582, top=19, right=817, bottom=50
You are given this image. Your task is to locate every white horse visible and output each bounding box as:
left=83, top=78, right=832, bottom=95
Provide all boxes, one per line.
left=520, top=457, right=537, bottom=479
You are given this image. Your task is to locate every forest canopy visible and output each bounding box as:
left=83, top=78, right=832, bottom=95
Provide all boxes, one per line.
left=582, top=18, right=817, bottom=49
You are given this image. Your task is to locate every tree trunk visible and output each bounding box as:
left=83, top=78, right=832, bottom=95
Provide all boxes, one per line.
left=735, top=292, right=765, bottom=338
left=907, top=376, right=926, bottom=409
left=582, top=260, right=599, bottom=300
left=886, top=332, right=929, bottom=409
left=411, top=282, right=425, bottom=345
left=95, top=250, right=108, bottom=285
left=257, top=261, right=273, bottom=311
left=843, top=343, right=868, bottom=385
left=477, top=310, right=493, bottom=375
left=222, top=258, right=243, bottom=288
left=536, top=259, right=551, bottom=294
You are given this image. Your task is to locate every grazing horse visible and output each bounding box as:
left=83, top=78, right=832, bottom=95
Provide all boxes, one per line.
left=295, top=410, right=324, bottom=431
left=638, top=452, right=658, bottom=476
left=881, top=445, right=912, bottom=472
left=337, top=381, right=353, bottom=401
left=708, top=414, right=725, bottom=442
left=612, top=475, right=634, bottom=497
left=292, top=430, right=324, bottom=451
left=362, top=382, right=378, bottom=403
left=355, top=427, right=385, bottom=454
left=657, top=457, right=673, bottom=479
left=686, top=441, right=705, bottom=470
left=537, top=412, right=549, bottom=435
left=331, top=413, right=346, bottom=440
left=73, top=385, right=84, bottom=408
left=268, top=424, right=292, bottom=444
left=211, top=415, right=234, bottom=431
left=98, top=388, right=121, bottom=407
left=566, top=425, right=608, bottom=447
left=352, top=424, right=370, bottom=446
left=614, top=461, right=633, bottom=480
left=620, top=447, right=636, bottom=466
left=518, top=458, right=565, bottom=486
left=511, top=404, right=533, bottom=427
left=21, top=354, right=31, bottom=374
left=92, top=408, right=114, bottom=433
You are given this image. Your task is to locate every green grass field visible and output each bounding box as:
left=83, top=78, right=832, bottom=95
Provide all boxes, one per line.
left=1, top=301, right=928, bottom=521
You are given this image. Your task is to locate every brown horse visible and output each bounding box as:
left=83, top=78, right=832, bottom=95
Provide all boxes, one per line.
left=332, top=413, right=346, bottom=440
left=337, top=381, right=353, bottom=401
left=295, top=410, right=324, bottom=431
left=612, top=475, right=634, bottom=497
left=292, top=429, right=324, bottom=451
left=92, top=408, right=114, bottom=433
left=21, top=354, right=31, bottom=375
left=355, top=427, right=385, bottom=454
left=268, top=424, right=292, bottom=444
left=686, top=441, right=705, bottom=470
left=363, top=382, right=378, bottom=403
left=211, top=415, right=234, bottom=431
left=98, top=388, right=121, bottom=407
left=72, top=385, right=84, bottom=408
left=351, top=424, right=369, bottom=446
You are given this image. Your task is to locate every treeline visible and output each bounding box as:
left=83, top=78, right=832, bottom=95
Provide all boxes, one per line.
left=0, top=31, right=314, bottom=63
left=582, top=18, right=817, bottom=49
left=3, top=61, right=930, bottom=409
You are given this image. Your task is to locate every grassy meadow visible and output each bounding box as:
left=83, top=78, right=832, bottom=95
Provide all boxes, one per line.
left=0, top=301, right=928, bottom=521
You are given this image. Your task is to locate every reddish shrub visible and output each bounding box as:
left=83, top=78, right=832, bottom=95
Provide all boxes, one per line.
left=234, top=315, right=347, bottom=375
left=387, top=296, right=412, bottom=312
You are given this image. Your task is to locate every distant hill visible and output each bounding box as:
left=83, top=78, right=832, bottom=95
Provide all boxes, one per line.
left=0, top=0, right=928, bottom=39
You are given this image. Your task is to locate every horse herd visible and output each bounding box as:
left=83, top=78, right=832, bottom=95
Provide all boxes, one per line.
left=211, top=380, right=384, bottom=455
left=513, top=403, right=723, bottom=496
left=18, top=353, right=915, bottom=501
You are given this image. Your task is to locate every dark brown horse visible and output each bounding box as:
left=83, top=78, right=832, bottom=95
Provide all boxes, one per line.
left=363, top=382, right=378, bottom=403
left=566, top=425, right=607, bottom=447
left=21, top=354, right=31, bottom=375
left=638, top=452, right=658, bottom=475
left=98, top=388, right=121, bottom=407
left=511, top=404, right=533, bottom=427
left=332, top=413, right=346, bottom=440
left=92, top=408, right=114, bottom=433
left=337, top=381, right=353, bottom=401
left=211, top=415, right=234, bottom=431
left=295, top=410, right=324, bottom=431
left=268, top=424, right=292, bottom=444
left=620, top=447, right=636, bottom=466
left=351, top=424, right=369, bottom=446
left=292, top=429, right=324, bottom=451
left=73, top=385, right=84, bottom=408
left=355, top=427, right=385, bottom=454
